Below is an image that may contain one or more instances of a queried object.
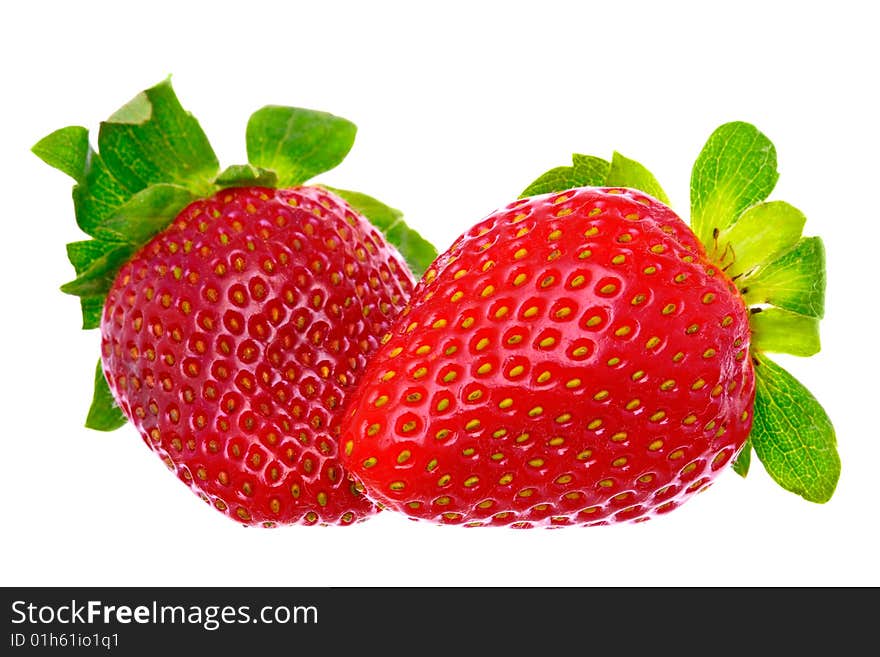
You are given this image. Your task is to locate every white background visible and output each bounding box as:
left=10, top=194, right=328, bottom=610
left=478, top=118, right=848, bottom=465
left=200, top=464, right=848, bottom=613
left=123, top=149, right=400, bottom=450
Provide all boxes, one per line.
left=2, top=0, right=877, bottom=587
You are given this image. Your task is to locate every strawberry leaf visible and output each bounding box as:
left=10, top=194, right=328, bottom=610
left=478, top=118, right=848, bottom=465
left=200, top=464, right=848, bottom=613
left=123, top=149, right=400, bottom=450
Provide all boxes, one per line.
left=246, top=106, right=356, bottom=187
left=732, top=440, right=752, bottom=477
left=715, top=201, right=806, bottom=278
left=60, top=242, right=137, bottom=297
left=98, top=77, right=219, bottom=196
left=86, top=360, right=127, bottom=431
left=750, top=353, right=839, bottom=503
left=690, top=122, right=779, bottom=248
left=215, top=164, right=278, bottom=189
left=750, top=308, right=820, bottom=357
left=31, top=126, right=90, bottom=183
left=520, top=155, right=610, bottom=198
left=323, top=186, right=438, bottom=277
left=96, top=184, right=197, bottom=245
left=741, top=237, right=825, bottom=319
left=605, top=151, right=670, bottom=205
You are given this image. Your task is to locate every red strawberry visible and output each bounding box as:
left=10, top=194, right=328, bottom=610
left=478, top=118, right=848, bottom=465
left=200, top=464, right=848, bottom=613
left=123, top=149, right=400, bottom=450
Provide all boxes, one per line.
left=342, top=187, right=753, bottom=526
left=341, top=122, right=839, bottom=526
left=34, top=80, right=435, bottom=526
left=102, top=185, right=414, bottom=525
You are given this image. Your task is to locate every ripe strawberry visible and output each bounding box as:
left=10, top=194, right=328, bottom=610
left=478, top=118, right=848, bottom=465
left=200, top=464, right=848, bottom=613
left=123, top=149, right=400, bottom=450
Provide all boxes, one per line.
left=341, top=123, right=839, bottom=526
left=101, top=185, right=414, bottom=525
left=342, top=188, right=752, bottom=526
left=34, top=79, right=435, bottom=526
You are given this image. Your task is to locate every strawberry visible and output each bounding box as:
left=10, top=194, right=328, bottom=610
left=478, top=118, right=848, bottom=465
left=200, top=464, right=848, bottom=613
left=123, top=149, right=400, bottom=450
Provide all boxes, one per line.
left=341, top=123, right=839, bottom=527
left=34, top=79, right=436, bottom=526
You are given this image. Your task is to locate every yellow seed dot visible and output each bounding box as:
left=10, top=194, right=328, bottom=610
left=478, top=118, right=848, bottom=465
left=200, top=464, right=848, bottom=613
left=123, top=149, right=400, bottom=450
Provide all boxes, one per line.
left=413, top=367, right=428, bottom=379
left=389, top=481, right=406, bottom=491
left=476, top=363, right=493, bottom=375
left=539, top=336, right=556, bottom=348
left=631, top=294, right=647, bottom=305
left=576, top=449, right=593, bottom=461
left=432, top=319, right=448, bottom=329
left=436, top=398, right=451, bottom=412
left=600, top=283, right=617, bottom=294
left=586, top=315, right=602, bottom=327
left=536, top=370, right=552, bottom=383
left=437, top=474, right=451, bottom=487
left=374, top=395, right=389, bottom=407
left=481, top=285, right=495, bottom=297
left=435, top=429, right=451, bottom=441
left=593, top=390, right=609, bottom=401
left=646, top=337, right=661, bottom=349
left=467, top=389, right=483, bottom=402
left=612, top=254, right=626, bottom=265
left=587, top=418, right=603, bottom=430
left=570, top=275, right=586, bottom=288
left=649, top=410, right=667, bottom=422
left=523, top=306, right=539, bottom=318
left=643, top=266, right=657, bottom=275
left=612, top=457, right=628, bottom=467
left=555, top=413, right=572, bottom=424
left=499, top=473, right=514, bottom=485
left=660, top=379, right=676, bottom=391
left=565, top=378, right=582, bottom=389
left=556, top=474, right=573, bottom=484
left=508, top=365, right=525, bottom=378
left=669, top=449, right=685, bottom=460
left=648, top=440, right=664, bottom=451
left=499, top=398, right=514, bottom=409
left=527, top=406, right=543, bottom=417
left=548, top=436, right=565, bottom=446
left=702, top=293, right=716, bottom=304
left=363, top=457, right=378, bottom=468
left=382, top=370, right=397, bottom=381
left=626, top=398, right=641, bottom=410
left=465, top=419, right=481, bottom=431
left=461, top=317, right=475, bottom=329
left=614, top=325, right=632, bottom=337
left=475, top=338, right=490, bottom=351
left=492, top=428, right=507, bottom=438
left=514, top=248, right=528, bottom=260
left=632, top=370, right=646, bottom=381
left=397, top=450, right=411, bottom=464
left=703, top=348, right=717, bottom=359
left=514, top=433, right=531, bottom=444
left=692, top=379, right=706, bottom=390
left=611, top=431, right=628, bottom=442
left=598, top=479, right=614, bottom=488
left=366, top=423, right=380, bottom=436
left=512, top=273, right=528, bottom=286
left=478, top=499, right=494, bottom=509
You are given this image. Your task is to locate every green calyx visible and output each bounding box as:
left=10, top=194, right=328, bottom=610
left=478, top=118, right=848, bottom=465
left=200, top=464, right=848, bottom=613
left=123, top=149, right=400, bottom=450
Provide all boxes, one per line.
left=34, top=77, right=437, bottom=431
left=520, top=121, right=839, bottom=505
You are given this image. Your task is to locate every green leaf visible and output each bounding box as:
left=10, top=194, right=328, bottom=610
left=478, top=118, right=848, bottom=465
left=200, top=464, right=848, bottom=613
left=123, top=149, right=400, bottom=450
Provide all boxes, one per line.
left=750, top=353, right=839, bottom=503
left=246, top=106, right=356, bottom=187
left=572, top=154, right=612, bottom=185
left=98, top=78, right=218, bottom=195
left=97, top=184, right=197, bottom=246
left=85, top=360, right=127, bottom=431
left=65, top=239, right=122, bottom=329
left=741, top=237, right=825, bottom=318
left=690, top=122, right=779, bottom=247
left=215, top=164, right=278, bottom=189
left=750, top=308, right=820, bottom=357
left=520, top=154, right=609, bottom=198
left=31, top=126, right=90, bottom=182
left=716, top=201, right=806, bottom=278
left=60, top=242, right=136, bottom=297
left=605, top=151, right=670, bottom=205
left=72, top=150, right=137, bottom=237
left=323, top=186, right=438, bottom=277
left=732, top=440, right=751, bottom=477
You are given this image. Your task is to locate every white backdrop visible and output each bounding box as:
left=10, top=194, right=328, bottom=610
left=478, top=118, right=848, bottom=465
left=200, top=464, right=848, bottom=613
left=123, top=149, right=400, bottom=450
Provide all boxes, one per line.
left=2, top=0, right=877, bottom=586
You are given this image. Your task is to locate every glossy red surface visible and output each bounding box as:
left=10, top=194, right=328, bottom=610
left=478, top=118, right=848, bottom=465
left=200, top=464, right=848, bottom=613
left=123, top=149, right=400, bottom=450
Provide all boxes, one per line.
left=101, top=186, right=414, bottom=525
left=342, top=188, right=754, bottom=527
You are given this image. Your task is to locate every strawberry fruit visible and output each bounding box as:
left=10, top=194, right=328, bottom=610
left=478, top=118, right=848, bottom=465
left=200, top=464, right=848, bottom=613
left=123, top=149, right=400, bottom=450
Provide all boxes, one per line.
left=341, top=123, right=839, bottom=527
left=34, top=79, right=436, bottom=526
